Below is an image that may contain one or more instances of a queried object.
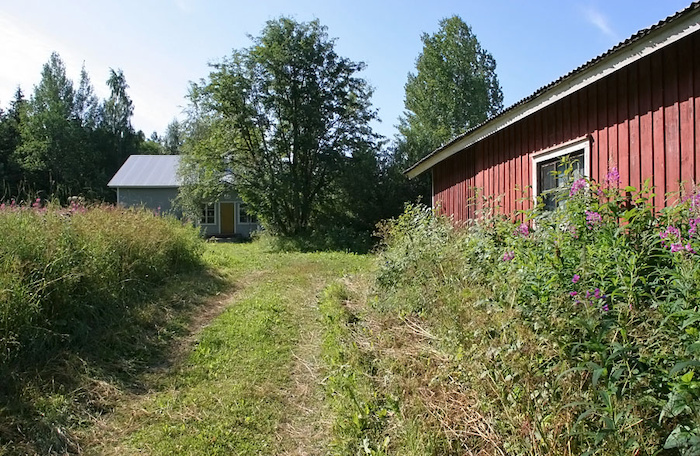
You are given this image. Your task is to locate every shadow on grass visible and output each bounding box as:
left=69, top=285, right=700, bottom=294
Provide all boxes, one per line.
left=0, top=267, right=231, bottom=455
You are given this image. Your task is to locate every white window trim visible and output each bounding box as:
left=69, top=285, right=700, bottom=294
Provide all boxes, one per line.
left=237, top=202, right=258, bottom=225
left=200, top=202, right=216, bottom=225
left=531, top=136, right=590, bottom=205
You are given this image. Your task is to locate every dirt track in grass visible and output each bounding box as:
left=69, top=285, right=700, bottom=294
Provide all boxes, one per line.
left=80, top=243, right=369, bottom=455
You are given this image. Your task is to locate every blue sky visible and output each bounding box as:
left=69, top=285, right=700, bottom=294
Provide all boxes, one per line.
left=0, top=0, right=692, bottom=140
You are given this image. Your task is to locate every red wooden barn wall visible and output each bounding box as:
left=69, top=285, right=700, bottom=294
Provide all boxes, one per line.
left=433, top=32, right=700, bottom=220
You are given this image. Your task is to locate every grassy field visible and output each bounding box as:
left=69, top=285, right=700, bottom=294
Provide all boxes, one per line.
left=76, top=243, right=370, bottom=455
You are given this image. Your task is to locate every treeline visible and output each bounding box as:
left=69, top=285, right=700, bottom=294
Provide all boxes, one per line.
left=1, top=16, right=504, bottom=248
left=0, top=52, right=180, bottom=201
left=177, top=16, right=503, bottom=250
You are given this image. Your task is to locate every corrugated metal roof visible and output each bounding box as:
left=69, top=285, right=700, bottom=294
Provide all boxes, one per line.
left=405, top=1, right=700, bottom=177
left=107, top=155, right=181, bottom=187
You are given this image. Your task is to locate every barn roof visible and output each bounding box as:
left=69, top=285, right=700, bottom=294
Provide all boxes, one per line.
left=108, top=155, right=181, bottom=188
left=405, top=1, right=700, bottom=179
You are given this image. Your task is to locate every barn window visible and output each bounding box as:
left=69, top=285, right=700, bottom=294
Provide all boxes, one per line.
left=238, top=203, right=258, bottom=224
left=201, top=203, right=215, bottom=224
left=532, top=138, right=590, bottom=211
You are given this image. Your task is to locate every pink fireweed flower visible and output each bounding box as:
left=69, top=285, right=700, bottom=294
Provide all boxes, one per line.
left=585, top=210, right=602, bottom=228
left=502, top=251, right=515, bottom=262
left=572, top=274, right=580, bottom=284
left=568, top=225, right=579, bottom=238
left=671, top=243, right=684, bottom=253
left=685, top=243, right=695, bottom=254
left=691, top=193, right=700, bottom=209
left=516, top=223, right=529, bottom=237
left=606, top=167, right=621, bottom=186
left=569, top=291, right=578, bottom=297
left=569, top=178, right=587, bottom=196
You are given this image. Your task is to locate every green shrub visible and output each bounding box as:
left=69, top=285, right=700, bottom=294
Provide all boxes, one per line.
left=0, top=201, right=203, bottom=364
left=375, top=175, right=700, bottom=455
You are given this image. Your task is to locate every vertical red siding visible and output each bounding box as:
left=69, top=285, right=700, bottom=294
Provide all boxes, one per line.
left=432, top=33, right=700, bottom=221
left=628, top=62, right=642, bottom=190
left=679, top=36, right=695, bottom=195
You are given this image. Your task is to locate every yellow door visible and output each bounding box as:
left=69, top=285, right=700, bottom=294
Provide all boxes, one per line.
left=220, top=203, right=235, bottom=234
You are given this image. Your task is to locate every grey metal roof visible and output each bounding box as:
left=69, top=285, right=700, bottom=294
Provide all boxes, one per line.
left=405, top=1, right=700, bottom=177
left=108, top=155, right=181, bottom=188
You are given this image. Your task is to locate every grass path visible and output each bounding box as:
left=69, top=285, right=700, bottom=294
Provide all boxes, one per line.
left=83, top=243, right=369, bottom=455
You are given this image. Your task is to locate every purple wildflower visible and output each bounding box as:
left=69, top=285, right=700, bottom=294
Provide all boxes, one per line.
left=685, top=243, right=695, bottom=254
left=671, top=243, right=684, bottom=253
left=606, top=167, right=621, bottom=186
left=502, top=251, right=515, bottom=262
left=691, top=193, right=700, bottom=209
left=585, top=210, right=602, bottom=228
left=570, top=291, right=578, bottom=297
left=516, top=223, right=529, bottom=237
left=593, top=288, right=602, bottom=299
left=570, top=178, right=588, bottom=196
left=572, top=274, right=580, bottom=284
left=602, top=303, right=610, bottom=312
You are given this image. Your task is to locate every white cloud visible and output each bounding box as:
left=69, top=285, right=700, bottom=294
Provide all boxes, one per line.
left=581, top=5, right=618, bottom=41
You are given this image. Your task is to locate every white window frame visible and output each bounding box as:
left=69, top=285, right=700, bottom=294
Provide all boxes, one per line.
left=200, top=202, right=216, bottom=225
left=531, top=136, right=590, bottom=205
left=237, top=202, right=258, bottom=225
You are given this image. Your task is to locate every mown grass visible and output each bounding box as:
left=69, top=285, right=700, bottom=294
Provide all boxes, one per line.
left=86, top=243, right=370, bottom=455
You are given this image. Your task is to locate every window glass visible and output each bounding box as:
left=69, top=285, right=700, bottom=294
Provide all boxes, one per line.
left=200, top=203, right=215, bottom=224
left=537, top=150, right=584, bottom=211
left=239, top=203, right=258, bottom=224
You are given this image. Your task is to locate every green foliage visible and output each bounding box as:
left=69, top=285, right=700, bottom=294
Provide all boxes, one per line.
left=387, top=15, right=505, bottom=215
left=0, top=52, right=161, bottom=202
left=179, top=17, right=380, bottom=237
left=0, top=200, right=203, bottom=365
left=320, top=282, right=397, bottom=455
left=399, top=16, right=503, bottom=162
left=375, top=177, right=700, bottom=455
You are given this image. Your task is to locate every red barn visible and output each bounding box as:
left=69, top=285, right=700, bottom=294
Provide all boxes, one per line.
left=406, top=3, right=700, bottom=220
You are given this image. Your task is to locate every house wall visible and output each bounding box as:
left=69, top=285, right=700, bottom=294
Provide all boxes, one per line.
left=117, top=187, right=180, bottom=216
left=199, top=191, right=260, bottom=238
left=433, top=32, right=700, bottom=220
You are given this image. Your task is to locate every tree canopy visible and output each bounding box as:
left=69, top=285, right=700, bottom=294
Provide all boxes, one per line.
left=180, top=18, right=379, bottom=237
left=381, top=15, right=504, bottom=212
left=0, top=52, right=163, bottom=200
left=397, top=15, right=504, bottom=166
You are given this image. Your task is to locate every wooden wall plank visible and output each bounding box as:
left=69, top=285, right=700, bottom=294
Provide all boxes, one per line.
left=589, top=83, right=600, bottom=182
left=664, top=46, right=681, bottom=200
left=694, top=33, right=700, bottom=186
left=678, top=36, right=695, bottom=194
left=651, top=51, right=666, bottom=207
left=608, top=72, right=619, bottom=176
left=628, top=59, right=642, bottom=190
left=618, top=67, right=630, bottom=189
left=639, top=55, right=654, bottom=191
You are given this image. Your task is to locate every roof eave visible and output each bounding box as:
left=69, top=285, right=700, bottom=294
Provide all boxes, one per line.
left=405, top=3, right=700, bottom=179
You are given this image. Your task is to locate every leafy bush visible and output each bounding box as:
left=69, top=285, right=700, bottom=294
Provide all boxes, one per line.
left=0, top=200, right=203, bottom=364
left=375, top=174, right=700, bottom=455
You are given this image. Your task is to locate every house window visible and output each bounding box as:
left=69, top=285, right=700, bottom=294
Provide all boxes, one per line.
left=238, top=203, right=257, bottom=224
left=532, top=138, right=589, bottom=211
left=200, top=203, right=215, bottom=224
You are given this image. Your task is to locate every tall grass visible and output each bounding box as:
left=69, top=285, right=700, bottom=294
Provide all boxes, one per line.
left=374, top=175, right=700, bottom=455
left=0, top=200, right=203, bottom=364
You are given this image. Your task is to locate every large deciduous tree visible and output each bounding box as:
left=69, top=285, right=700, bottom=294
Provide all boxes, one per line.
left=180, top=18, right=378, bottom=236
left=388, top=16, right=504, bottom=210
left=398, top=16, right=503, bottom=165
